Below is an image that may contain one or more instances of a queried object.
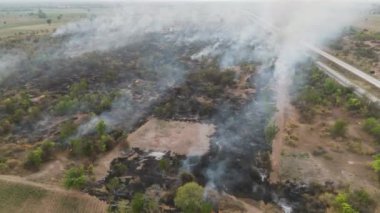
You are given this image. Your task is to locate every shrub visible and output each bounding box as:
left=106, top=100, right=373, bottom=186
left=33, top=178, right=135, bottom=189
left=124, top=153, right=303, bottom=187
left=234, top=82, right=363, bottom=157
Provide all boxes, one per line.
left=25, top=147, right=43, bottom=168
left=96, top=120, right=106, bottom=136
left=60, top=120, right=77, bottom=140
left=334, top=193, right=358, bottom=213
left=363, top=118, right=378, bottom=132
left=63, top=166, right=87, bottom=189
left=346, top=98, right=362, bottom=111
left=131, top=193, right=159, bottom=213
left=41, top=140, right=55, bottom=160
left=159, top=158, right=170, bottom=173
left=0, top=119, right=12, bottom=135
left=53, top=95, right=79, bottom=115
left=363, top=118, right=380, bottom=142
left=348, top=190, right=374, bottom=213
left=330, top=120, right=347, bottom=138
left=69, top=80, right=88, bottom=97
left=371, top=154, right=380, bottom=173
left=106, top=177, right=120, bottom=192
left=174, top=182, right=211, bottom=213
left=113, top=162, right=128, bottom=176
left=264, top=122, right=278, bottom=144
left=70, top=138, right=93, bottom=157
left=97, top=134, right=112, bottom=152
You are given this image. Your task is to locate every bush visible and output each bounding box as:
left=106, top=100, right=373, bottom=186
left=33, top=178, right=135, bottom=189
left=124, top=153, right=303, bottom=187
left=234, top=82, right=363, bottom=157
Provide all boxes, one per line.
left=371, top=154, right=380, bottom=173
left=174, top=182, right=211, bottom=213
left=131, top=193, right=159, bottom=213
left=70, top=138, right=93, bottom=157
left=25, top=147, right=43, bottom=168
left=69, top=80, right=88, bottom=97
left=363, top=118, right=378, bottom=132
left=346, top=98, right=362, bottom=111
left=40, top=140, right=55, bottom=160
left=106, top=177, right=120, bottom=192
left=53, top=96, right=78, bottom=115
left=330, top=120, right=347, bottom=138
left=97, top=134, right=112, bottom=152
left=63, top=166, right=87, bottom=189
left=60, top=120, right=77, bottom=140
left=96, top=120, right=107, bottom=136
left=0, top=119, right=12, bottom=135
left=334, top=193, right=358, bottom=213
left=348, top=190, right=374, bottom=213
left=264, top=122, right=278, bottom=144
left=159, top=159, right=170, bottom=173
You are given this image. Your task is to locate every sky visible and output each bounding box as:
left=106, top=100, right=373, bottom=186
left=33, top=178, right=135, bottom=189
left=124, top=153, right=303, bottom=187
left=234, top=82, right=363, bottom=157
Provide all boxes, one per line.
left=1, top=0, right=378, bottom=3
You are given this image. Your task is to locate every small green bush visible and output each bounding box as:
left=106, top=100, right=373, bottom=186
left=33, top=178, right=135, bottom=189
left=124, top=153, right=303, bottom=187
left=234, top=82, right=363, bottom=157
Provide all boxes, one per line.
left=371, top=154, right=380, bottom=173
left=25, top=147, right=43, bottom=168
left=330, top=120, right=347, bottom=138
left=96, top=120, right=106, bottom=136
left=63, top=166, right=87, bottom=189
left=346, top=98, right=362, bottom=111
left=334, top=193, right=358, bottom=213
left=131, top=193, right=159, bottom=213
left=363, top=118, right=380, bottom=142
left=60, top=120, right=77, bottom=140
left=106, top=177, right=120, bottom=192
left=264, top=122, right=278, bottom=144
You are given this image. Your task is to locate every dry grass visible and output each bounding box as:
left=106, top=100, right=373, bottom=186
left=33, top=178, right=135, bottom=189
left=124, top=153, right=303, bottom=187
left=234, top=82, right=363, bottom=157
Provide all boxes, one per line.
left=0, top=176, right=107, bottom=213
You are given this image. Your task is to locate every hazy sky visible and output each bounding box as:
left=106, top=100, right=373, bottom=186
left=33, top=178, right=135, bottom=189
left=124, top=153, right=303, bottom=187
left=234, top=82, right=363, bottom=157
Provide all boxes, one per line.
left=1, top=0, right=377, bottom=2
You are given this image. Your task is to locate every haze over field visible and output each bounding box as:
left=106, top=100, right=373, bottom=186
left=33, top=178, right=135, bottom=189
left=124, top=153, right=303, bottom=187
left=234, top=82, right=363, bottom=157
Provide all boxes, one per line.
left=0, top=0, right=379, bottom=212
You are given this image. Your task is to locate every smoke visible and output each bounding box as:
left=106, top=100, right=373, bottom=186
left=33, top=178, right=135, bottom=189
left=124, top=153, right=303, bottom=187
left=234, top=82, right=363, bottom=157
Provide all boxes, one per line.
left=0, top=51, right=26, bottom=85
left=53, top=1, right=370, bottom=187
left=0, top=0, right=368, bottom=205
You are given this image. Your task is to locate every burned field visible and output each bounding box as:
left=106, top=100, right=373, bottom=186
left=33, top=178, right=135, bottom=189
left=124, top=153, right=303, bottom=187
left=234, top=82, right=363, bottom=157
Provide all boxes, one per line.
left=0, top=30, right=283, bottom=211
left=0, top=10, right=378, bottom=212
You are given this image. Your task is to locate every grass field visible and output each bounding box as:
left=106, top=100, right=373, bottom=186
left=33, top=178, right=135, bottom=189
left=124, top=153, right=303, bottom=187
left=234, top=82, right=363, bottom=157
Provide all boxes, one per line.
left=0, top=4, right=108, bottom=38
left=0, top=176, right=107, bottom=213
left=354, top=14, right=380, bottom=32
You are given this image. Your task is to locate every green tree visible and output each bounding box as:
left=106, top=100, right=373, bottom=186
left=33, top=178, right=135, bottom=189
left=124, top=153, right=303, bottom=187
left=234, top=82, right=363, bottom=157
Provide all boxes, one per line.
left=174, top=182, right=211, bottom=213
left=63, top=166, right=87, bottom=189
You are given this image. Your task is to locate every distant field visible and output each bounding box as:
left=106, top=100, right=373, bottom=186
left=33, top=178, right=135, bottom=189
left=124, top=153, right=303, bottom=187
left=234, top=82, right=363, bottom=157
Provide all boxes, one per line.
left=0, top=176, right=107, bottom=213
left=0, top=5, right=108, bottom=38
left=354, top=14, right=380, bottom=32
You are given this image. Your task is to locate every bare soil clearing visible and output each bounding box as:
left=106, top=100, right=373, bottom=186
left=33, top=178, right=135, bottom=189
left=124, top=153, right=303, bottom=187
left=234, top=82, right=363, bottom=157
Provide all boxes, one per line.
left=278, top=107, right=380, bottom=199
left=127, top=118, right=215, bottom=156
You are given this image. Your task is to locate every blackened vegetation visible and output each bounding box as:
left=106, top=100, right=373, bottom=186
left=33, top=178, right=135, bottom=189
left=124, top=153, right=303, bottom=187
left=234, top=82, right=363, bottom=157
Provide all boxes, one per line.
left=194, top=67, right=275, bottom=199
left=88, top=149, right=185, bottom=211
left=153, top=63, right=237, bottom=120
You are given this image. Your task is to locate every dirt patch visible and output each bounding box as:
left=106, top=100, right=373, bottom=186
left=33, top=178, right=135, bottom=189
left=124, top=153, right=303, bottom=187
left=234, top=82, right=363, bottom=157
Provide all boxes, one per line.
left=93, top=142, right=128, bottom=180
left=278, top=107, right=380, bottom=199
left=127, top=118, right=215, bottom=156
